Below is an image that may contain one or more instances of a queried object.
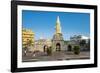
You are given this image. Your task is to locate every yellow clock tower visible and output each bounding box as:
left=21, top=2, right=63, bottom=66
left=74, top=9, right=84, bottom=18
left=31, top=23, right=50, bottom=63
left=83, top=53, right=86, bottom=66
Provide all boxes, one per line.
left=56, top=16, right=61, bottom=34
left=52, top=16, right=64, bottom=52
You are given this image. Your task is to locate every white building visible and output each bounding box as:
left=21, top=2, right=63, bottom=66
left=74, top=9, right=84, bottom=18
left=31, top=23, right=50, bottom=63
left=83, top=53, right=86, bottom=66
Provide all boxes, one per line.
left=69, top=35, right=90, bottom=51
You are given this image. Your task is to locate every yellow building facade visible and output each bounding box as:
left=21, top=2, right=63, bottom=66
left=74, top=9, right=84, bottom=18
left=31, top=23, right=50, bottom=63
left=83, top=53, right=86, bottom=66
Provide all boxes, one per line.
left=22, top=28, right=35, bottom=48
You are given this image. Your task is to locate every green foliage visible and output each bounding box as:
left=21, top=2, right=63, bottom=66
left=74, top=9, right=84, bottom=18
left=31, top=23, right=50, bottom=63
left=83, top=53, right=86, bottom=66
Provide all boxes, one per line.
left=64, top=41, right=69, bottom=45
left=80, top=40, right=86, bottom=46
left=73, top=45, right=80, bottom=55
left=47, top=47, right=52, bottom=55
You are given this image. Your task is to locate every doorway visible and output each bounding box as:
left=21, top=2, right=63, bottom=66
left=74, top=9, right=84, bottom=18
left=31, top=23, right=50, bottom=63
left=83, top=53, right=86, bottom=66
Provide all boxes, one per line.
left=56, top=43, right=61, bottom=51
left=44, top=45, right=48, bottom=52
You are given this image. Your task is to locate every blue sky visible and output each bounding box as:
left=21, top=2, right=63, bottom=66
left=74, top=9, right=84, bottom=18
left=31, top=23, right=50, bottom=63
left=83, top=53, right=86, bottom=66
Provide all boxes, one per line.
left=22, top=10, right=90, bottom=40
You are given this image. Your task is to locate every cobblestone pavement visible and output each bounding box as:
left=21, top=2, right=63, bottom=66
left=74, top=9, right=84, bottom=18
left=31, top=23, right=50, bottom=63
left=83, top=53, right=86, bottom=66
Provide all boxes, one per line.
left=22, top=51, right=90, bottom=62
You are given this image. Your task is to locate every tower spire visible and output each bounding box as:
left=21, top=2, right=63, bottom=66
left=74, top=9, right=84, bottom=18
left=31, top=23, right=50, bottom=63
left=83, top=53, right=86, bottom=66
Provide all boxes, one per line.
left=57, top=16, right=60, bottom=24
left=56, top=16, right=61, bottom=34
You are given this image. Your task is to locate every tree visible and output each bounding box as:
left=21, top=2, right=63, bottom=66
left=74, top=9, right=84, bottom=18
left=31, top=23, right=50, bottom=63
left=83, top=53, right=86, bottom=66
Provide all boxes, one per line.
left=73, top=45, right=80, bottom=55
left=47, top=47, right=52, bottom=55
left=80, top=40, right=86, bottom=46
left=64, top=41, right=69, bottom=44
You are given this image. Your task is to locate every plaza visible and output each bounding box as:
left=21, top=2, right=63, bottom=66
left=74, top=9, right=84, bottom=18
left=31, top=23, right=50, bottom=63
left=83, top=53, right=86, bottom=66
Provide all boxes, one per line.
left=22, top=51, right=90, bottom=62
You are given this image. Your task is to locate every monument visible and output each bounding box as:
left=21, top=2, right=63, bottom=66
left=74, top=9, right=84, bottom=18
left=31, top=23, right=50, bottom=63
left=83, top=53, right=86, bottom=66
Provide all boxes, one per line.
left=52, top=16, right=65, bottom=51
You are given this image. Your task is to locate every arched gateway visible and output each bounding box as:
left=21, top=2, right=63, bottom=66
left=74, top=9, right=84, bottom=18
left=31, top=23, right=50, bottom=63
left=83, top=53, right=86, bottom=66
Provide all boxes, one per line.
left=56, top=43, right=61, bottom=51
left=43, top=45, right=48, bottom=52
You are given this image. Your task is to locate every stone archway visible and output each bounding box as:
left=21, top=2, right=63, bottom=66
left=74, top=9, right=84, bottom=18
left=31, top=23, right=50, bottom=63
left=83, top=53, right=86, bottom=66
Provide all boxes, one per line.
left=43, top=45, right=48, bottom=52
left=56, top=43, right=61, bottom=51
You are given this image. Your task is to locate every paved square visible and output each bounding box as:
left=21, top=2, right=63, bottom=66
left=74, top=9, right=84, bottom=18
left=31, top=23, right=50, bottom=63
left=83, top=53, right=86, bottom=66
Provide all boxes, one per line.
left=22, top=51, right=90, bottom=62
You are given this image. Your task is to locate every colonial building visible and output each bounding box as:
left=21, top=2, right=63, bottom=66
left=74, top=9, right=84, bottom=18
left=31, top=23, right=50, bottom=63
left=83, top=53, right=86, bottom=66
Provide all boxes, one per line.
left=22, top=28, right=34, bottom=48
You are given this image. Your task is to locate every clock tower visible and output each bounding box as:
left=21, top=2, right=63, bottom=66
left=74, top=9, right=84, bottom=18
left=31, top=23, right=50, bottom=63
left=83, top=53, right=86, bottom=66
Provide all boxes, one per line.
left=52, top=16, right=64, bottom=51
